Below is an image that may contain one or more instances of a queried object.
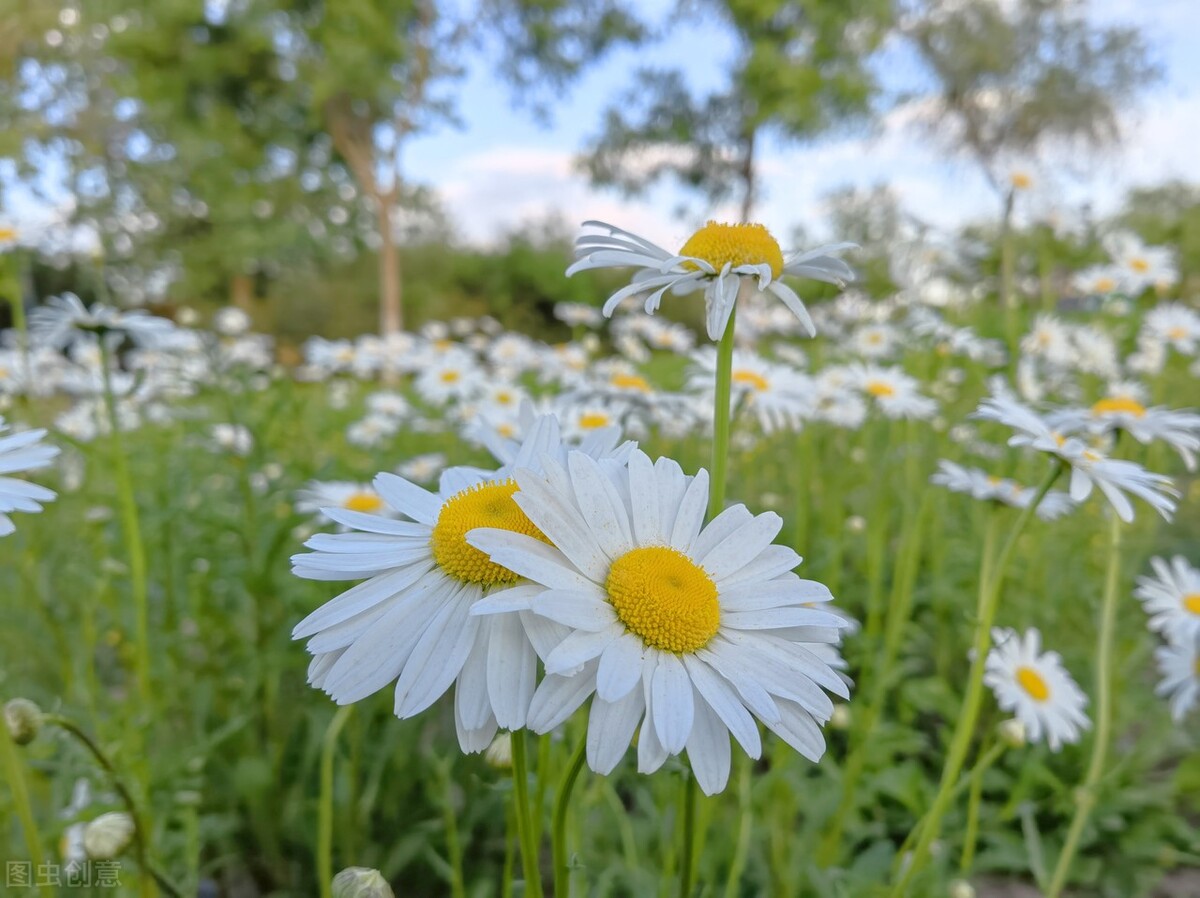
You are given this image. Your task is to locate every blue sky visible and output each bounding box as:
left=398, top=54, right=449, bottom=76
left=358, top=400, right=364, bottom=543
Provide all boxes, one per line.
left=402, top=0, right=1200, bottom=248
left=6, top=0, right=1199, bottom=252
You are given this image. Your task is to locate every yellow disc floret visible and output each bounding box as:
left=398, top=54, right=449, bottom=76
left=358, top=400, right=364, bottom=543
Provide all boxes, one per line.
left=732, top=369, right=770, bottom=392
left=1091, top=396, right=1146, bottom=418
left=343, top=492, right=384, bottom=513
left=431, top=479, right=548, bottom=586
left=1015, top=666, right=1050, bottom=702
left=679, top=221, right=784, bottom=279
left=605, top=546, right=719, bottom=654
left=578, top=412, right=611, bottom=430
left=865, top=380, right=895, bottom=398
left=1183, top=593, right=1200, bottom=616
left=610, top=374, right=651, bottom=392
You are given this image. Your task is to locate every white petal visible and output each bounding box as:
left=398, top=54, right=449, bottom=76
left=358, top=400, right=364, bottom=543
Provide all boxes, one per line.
left=393, top=595, right=481, bottom=718
left=686, top=692, right=732, bottom=795
left=373, top=473, right=441, bottom=524
left=544, top=625, right=622, bottom=675
left=651, top=653, right=694, bottom=754
left=699, top=512, right=783, bottom=580
left=682, top=654, right=761, bottom=758
left=568, top=451, right=633, bottom=558
left=531, top=589, right=617, bottom=632
left=587, top=688, right=646, bottom=775
left=596, top=633, right=646, bottom=702
left=527, top=667, right=598, bottom=733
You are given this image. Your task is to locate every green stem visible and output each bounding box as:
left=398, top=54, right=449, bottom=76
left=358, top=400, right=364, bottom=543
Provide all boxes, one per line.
left=722, top=756, right=753, bottom=898
left=960, top=739, right=995, bottom=874
left=511, top=730, right=545, bottom=898
left=98, top=339, right=152, bottom=710
left=678, top=773, right=699, bottom=898
left=318, top=706, right=353, bottom=898
left=552, top=740, right=587, bottom=898
left=709, top=306, right=736, bottom=515
left=46, top=716, right=178, bottom=898
left=1045, top=512, right=1123, bottom=897
left=1, top=708, right=44, bottom=870
left=891, top=463, right=1062, bottom=896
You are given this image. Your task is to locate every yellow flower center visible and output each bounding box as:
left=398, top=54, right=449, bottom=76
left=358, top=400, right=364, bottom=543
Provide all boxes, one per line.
left=1129, top=258, right=1150, bottom=273
left=1010, top=172, right=1033, bottom=190
left=496, top=422, right=517, bottom=438
left=440, top=370, right=461, bottom=384
left=605, top=546, right=720, bottom=654
left=433, top=339, right=454, bottom=351
left=1091, top=396, right=1146, bottom=418
left=611, top=374, right=650, bottom=392
left=578, top=412, right=611, bottom=430
left=1094, top=277, right=1116, bottom=293
left=494, top=390, right=515, bottom=405
left=1182, top=593, right=1200, bottom=616
left=1166, top=326, right=1187, bottom=340
left=1015, top=666, right=1050, bottom=702
left=343, top=491, right=384, bottom=513
left=865, top=380, right=895, bottom=398
left=679, top=221, right=784, bottom=279
left=732, top=369, right=769, bottom=392
left=430, top=479, right=549, bottom=586
left=0, top=226, right=18, bottom=242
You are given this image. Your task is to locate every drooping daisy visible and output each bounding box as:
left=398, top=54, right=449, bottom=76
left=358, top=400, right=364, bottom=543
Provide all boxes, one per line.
left=929, top=460, right=1074, bottom=521
left=1134, top=556, right=1200, bottom=644
left=466, top=448, right=851, bottom=795
left=973, top=393, right=1178, bottom=522
left=567, top=220, right=855, bottom=340
left=291, top=414, right=631, bottom=752
left=0, top=417, right=60, bottom=536
left=1154, top=637, right=1199, bottom=722
left=983, top=628, right=1090, bottom=752
left=295, top=481, right=394, bottom=524
left=29, top=293, right=176, bottom=350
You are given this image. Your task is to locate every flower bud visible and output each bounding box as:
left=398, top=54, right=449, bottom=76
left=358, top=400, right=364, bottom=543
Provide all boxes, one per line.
left=484, top=733, right=513, bottom=770
left=84, top=812, right=135, bottom=859
left=829, top=705, right=851, bottom=731
left=949, top=879, right=976, bottom=898
left=4, top=698, right=44, bottom=746
left=332, top=867, right=395, bottom=898
left=998, top=718, right=1027, bottom=749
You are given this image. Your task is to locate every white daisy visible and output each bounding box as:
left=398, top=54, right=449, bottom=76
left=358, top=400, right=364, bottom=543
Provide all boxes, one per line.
left=466, top=448, right=850, bottom=795
left=852, top=365, right=937, bottom=420
left=1134, top=556, right=1200, bottom=644
left=291, top=414, right=631, bottom=752
left=1143, top=303, right=1200, bottom=355
left=210, top=424, right=253, bottom=457
left=983, top=628, right=1090, bottom=752
left=686, top=349, right=814, bottom=433
left=1051, top=396, right=1200, bottom=472
left=1154, top=637, right=1199, bottom=722
left=929, top=460, right=1074, bottom=521
left=396, top=452, right=448, bottom=485
left=29, top=293, right=176, bottom=349
left=973, top=393, right=1178, bottom=523
left=295, top=481, right=394, bottom=524
left=567, top=220, right=855, bottom=340
left=0, top=417, right=60, bottom=536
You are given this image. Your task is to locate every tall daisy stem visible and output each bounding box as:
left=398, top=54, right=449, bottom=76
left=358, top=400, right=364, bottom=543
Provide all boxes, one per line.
left=552, top=739, right=587, bottom=898
left=678, top=773, right=699, bottom=898
left=1045, top=512, right=1122, bottom=898
left=318, top=706, right=353, bottom=898
left=97, top=339, right=152, bottom=710
left=0, top=707, right=44, bottom=872
left=511, top=730, right=545, bottom=898
left=891, top=462, right=1062, bottom=896
left=709, top=306, right=736, bottom=514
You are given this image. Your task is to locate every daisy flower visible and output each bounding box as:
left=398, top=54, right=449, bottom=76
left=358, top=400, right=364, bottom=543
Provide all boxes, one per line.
left=29, top=293, right=176, bottom=349
left=1154, top=637, right=1199, bottom=722
left=930, top=460, right=1074, bottom=521
left=466, top=448, right=850, bottom=795
left=567, top=220, right=855, bottom=340
left=973, top=393, right=1178, bottom=523
left=852, top=365, right=937, bottom=420
left=983, top=628, right=1090, bottom=752
left=1143, top=303, right=1200, bottom=355
left=1051, top=395, right=1200, bottom=471
left=295, top=481, right=394, bottom=524
left=0, top=417, right=60, bottom=536
left=686, top=348, right=813, bottom=433
left=210, top=424, right=253, bottom=456
left=396, top=452, right=448, bottom=485
left=1134, top=556, right=1200, bottom=644
left=291, top=414, right=631, bottom=753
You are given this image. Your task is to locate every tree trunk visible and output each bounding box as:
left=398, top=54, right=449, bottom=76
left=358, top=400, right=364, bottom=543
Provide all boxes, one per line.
left=375, top=193, right=403, bottom=335
left=230, top=273, right=254, bottom=311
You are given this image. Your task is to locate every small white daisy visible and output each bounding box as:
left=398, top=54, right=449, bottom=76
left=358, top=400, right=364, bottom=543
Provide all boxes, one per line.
left=567, top=220, right=855, bottom=340
left=1134, top=556, right=1200, bottom=644
left=295, top=481, right=394, bottom=524
left=983, top=628, right=1090, bottom=752
left=30, top=293, right=176, bottom=349
left=1154, top=637, right=1199, bottom=722
left=467, top=448, right=850, bottom=795
left=930, top=460, right=1074, bottom=521
left=0, top=417, right=60, bottom=536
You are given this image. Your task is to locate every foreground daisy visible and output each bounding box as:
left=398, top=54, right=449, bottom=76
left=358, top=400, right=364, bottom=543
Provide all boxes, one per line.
left=567, top=220, right=855, bottom=340
left=467, top=448, right=850, bottom=795
left=291, top=414, right=630, bottom=752
left=983, top=628, right=1089, bottom=752
left=0, top=417, right=60, bottom=536
left=1134, top=556, right=1200, bottom=644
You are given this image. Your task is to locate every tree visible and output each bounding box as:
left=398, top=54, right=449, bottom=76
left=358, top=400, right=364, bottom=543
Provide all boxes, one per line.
left=900, top=0, right=1160, bottom=311
left=582, top=0, right=893, bottom=223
